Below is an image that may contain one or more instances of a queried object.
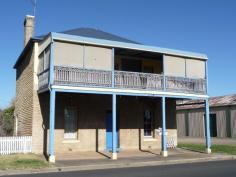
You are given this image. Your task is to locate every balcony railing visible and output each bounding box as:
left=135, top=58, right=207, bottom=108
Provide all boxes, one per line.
left=38, top=69, right=49, bottom=90
left=54, top=66, right=112, bottom=87
left=165, top=76, right=206, bottom=94
left=115, top=71, right=163, bottom=90
left=38, top=66, right=206, bottom=94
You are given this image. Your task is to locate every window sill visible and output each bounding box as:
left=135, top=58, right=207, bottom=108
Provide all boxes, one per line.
left=62, top=139, right=80, bottom=144
left=143, top=137, right=157, bottom=142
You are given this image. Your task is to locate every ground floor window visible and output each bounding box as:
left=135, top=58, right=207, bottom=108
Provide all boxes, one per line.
left=64, top=107, right=78, bottom=139
left=144, top=110, right=153, bottom=137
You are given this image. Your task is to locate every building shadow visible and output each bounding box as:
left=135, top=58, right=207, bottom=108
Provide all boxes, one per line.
left=95, top=128, right=110, bottom=159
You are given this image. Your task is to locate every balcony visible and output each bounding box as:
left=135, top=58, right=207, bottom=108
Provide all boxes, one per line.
left=38, top=66, right=206, bottom=94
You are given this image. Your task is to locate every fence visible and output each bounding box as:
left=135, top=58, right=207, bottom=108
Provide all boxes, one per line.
left=167, top=135, right=177, bottom=149
left=0, top=136, right=32, bottom=155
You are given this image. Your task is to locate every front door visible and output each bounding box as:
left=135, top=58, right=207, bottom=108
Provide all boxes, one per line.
left=106, top=111, right=119, bottom=151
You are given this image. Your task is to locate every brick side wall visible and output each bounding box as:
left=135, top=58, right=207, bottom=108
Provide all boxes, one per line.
left=15, top=46, right=34, bottom=136
left=15, top=42, right=46, bottom=154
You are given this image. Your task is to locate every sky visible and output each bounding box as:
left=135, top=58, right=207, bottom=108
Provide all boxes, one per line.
left=0, top=0, right=236, bottom=108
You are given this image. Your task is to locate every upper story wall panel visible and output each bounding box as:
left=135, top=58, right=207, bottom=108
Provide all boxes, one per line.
left=164, top=55, right=206, bottom=79
left=54, top=41, right=112, bottom=70
left=54, top=41, right=84, bottom=67
left=186, top=59, right=205, bottom=79
left=164, top=55, right=185, bottom=77
left=84, top=45, right=112, bottom=70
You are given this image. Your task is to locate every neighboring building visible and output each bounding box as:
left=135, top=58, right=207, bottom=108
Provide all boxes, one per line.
left=14, top=15, right=211, bottom=162
left=176, top=94, right=236, bottom=138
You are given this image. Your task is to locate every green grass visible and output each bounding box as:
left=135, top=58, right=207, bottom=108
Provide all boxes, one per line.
left=178, top=143, right=236, bottom=155
left=0, top=154, right=49, bottom=170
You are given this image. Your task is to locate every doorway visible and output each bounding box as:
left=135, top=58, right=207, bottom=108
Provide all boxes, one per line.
left=106, top=111, right=119, bottom=151
left=210, top=114, right=217, bottom=137
left=204, top=113, right=217, bottom=137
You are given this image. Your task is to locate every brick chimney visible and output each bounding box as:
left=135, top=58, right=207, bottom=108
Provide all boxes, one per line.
left=24, top=15, right=35, bottom=46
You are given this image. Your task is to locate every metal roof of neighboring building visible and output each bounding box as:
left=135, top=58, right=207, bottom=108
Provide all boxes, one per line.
left=177, top=94, right=236, bottom=110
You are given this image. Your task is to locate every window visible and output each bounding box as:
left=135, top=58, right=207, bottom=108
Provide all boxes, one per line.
left=144, top=110, right=153, bottom=137
left=38, top=46, right=50, bottom=74
left=44, top=47, right=50, bottom=70
left=38, top=53, right=44, bottom=74
left=64, top=107, right=78, bottom=139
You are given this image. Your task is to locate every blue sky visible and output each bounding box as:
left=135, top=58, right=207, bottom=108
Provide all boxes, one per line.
left=0, top=0, right=236, bottom=108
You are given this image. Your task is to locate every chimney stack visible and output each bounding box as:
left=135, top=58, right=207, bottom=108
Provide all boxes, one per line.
left=24, top=15, right=35, bottom=46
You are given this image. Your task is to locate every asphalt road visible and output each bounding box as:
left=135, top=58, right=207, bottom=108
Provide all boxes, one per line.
left=5, top=160, right=236, bottom=177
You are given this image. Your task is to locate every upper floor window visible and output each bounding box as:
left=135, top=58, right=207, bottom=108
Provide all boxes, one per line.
left=38, top=46, right=50, bottom=74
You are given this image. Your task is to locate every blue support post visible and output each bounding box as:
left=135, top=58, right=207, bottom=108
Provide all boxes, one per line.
left=111, top=48, right=115, bottom=88
left=161, top=96, right=168, bottom=157
left=112, top=93, right=117, bottom=159
left=48, top=35, right=56, bottom=162
left=111, top=47, right=117, bottom=159
left=49, top=89, right=56, bottom=162
left=204, top=99, right=211, bottom=153
left=163, top=55, right=166, bottom=91
left=49, top=37, right=54, bottom=87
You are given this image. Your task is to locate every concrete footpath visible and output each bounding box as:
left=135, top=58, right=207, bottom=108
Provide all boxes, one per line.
left=0, top=149, right=235, bottom=176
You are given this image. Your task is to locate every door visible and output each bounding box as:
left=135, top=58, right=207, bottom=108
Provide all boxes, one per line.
left=204, top=113, right=217, bottom=137
left=210, top=114, right=217, bottom=137
left=106, top=111, right=119, bottom=151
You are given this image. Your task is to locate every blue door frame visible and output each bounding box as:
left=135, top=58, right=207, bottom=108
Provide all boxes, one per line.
left=106, top=111, right=119, bottom=151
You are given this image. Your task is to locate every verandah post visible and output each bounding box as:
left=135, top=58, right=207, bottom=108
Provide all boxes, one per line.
left=112, top=93, right=117, bottom=160
left=49, top=89, right=56, bottom=162
left=204, top=99, right=211, bottom=153
left=111, top=47, right=117, bottom=160
left=161, top=96, right=168, bottom=157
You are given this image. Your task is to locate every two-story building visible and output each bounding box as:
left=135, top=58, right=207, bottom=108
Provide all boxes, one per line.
left=14, top=15, right=212, bottom=163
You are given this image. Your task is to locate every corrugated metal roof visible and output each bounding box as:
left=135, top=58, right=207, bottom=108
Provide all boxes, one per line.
left=177, top=94, right=236, bottom=110
left=60, top=28, right=140, bottom=44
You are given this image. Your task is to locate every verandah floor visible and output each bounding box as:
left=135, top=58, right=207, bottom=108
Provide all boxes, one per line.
left=55, top=148, right=214, bottom=167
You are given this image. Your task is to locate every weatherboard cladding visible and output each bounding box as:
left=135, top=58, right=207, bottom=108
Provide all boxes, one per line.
left=176, top=94, right=236, bottom=138
left=176, top=106, right=235, bottom=138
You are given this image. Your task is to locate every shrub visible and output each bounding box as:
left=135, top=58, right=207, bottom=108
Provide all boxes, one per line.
left=1, top=106, right=14, bottom=136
